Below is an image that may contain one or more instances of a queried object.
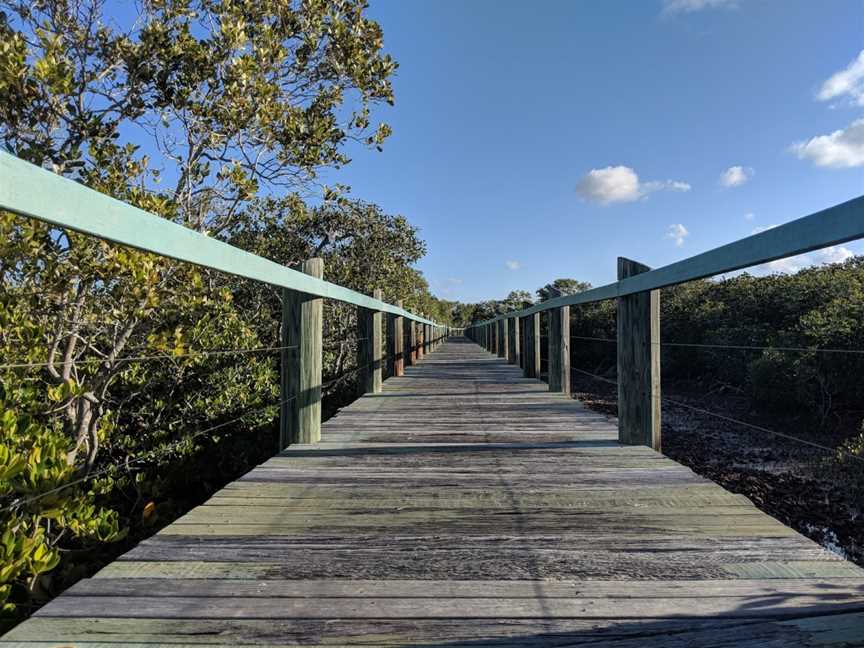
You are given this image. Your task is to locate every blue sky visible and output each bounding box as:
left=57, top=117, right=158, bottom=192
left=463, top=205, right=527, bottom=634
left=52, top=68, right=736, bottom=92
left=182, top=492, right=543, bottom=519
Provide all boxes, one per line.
left=320, top=0, right=864, bottom=303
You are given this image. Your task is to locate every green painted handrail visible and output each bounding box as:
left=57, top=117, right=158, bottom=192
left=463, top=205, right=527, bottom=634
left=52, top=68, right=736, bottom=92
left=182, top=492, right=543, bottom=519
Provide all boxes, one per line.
left=470, top=194, right=864, bottom=327
left=0, top=151, right=437, bottom=326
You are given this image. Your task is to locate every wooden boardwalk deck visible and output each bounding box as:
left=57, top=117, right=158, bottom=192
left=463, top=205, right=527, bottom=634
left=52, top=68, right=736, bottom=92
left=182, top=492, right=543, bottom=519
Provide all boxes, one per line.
left=4, top=337, right=864, bottom=647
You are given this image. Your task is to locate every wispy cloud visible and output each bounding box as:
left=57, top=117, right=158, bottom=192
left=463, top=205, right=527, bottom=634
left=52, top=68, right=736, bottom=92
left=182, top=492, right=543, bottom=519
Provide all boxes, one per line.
left=790, top=118, right=864, bottom=168
left=750, top=224, right=778, bottom=235
left=576, top=166, right=690, bottom=205
left=662, top=0, right=739, bottom=15
left=758, top=246, right=854, bottom=275
left=744, top=212, right=755, bottom=221
left=505, top=260, right=522, bottom=271
left=817, top=50, right=864, bottom=107
left=719, top=165, right=754, bottom=187
left=666, top=223, right=689, bottom=247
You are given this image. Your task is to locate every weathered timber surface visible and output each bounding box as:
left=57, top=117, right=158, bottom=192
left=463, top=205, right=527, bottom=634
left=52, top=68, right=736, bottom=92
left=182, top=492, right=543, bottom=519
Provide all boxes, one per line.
left=4, top=337, right=864, bottom=647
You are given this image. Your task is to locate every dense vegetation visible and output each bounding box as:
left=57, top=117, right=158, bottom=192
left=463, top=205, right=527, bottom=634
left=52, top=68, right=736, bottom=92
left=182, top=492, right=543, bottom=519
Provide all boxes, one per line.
left=0, top=0, right=452, bottom=624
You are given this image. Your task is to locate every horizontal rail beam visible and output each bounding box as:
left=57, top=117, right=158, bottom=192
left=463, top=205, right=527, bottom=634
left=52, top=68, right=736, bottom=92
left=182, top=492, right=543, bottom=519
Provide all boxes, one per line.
left=0, top=152, right=436, bottom=325
left=471, top=194, right=864, bottom=326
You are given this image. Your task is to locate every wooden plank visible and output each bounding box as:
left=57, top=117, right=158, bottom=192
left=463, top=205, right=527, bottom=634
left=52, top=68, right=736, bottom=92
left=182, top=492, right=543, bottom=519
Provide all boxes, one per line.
left=33, top=593, right=864, bottom=620
left=10, top=614, right=864, bottom=646
left=617, top=258, right=661, bottom=449
left=281, top=258, right=323, bottom=447
left=74, top=578, right=864, bottom=600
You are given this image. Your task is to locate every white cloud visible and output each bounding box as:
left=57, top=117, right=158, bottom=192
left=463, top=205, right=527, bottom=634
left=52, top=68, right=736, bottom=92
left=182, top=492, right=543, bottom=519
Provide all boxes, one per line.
left=750, top=224, right=778, bottom=235
left=790, top=118, right=864, bottom=168
left=575, top=166, right=690, bottom=205
left=505, top=260, right=522, bottom=271
left=744, top=212, right=755, bottom=221
left=817, top=50, right=864, bottom=107
left=662, top=0, right=739, bottom=14
left=756, top=246, right=855, bottom=275
left=666, top=223, right=689, bottom=247
left=719, top=165, right=754, bottom=187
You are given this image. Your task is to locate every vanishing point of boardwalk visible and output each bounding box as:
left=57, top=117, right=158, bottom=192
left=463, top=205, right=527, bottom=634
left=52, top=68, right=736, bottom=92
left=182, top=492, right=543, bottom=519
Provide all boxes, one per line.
left=3, top=337, right=864, bottom=646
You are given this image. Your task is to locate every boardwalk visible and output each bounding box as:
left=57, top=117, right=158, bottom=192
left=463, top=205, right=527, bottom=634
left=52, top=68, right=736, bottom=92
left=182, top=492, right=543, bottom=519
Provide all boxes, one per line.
left=4, top=337, right=864, bottom=646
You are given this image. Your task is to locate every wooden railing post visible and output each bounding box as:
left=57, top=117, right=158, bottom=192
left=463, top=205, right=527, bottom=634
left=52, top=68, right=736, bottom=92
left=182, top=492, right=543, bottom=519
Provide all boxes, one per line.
left=390, top=300, right=404, bottom=377
left=617, top=257, right=661, bottom=450
left=497, top=320, right=506, bottom=358
left=548, top=306, right=570, bottom=393
left=503, top=318, right=511, bottom=362
left=508, top=316, right=519, bottom=366
left=280, top=257, right=324, bottom=448
left=357, top=288, right=383, bottom=395
left=517, top=317, right=525, bottom=369
left=404, top=317, right=414, bottom=368
left=417, top=322, right=425, bottom=360
left=522, top=316, right=534, bottom=378
left=530, top=313, right=541, bottom=378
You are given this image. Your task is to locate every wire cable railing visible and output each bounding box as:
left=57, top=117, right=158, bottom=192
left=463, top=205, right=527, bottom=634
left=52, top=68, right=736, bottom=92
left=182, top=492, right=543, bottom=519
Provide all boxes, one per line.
left=570, top=334, right=864, bottom=356
left=0, top=345, right=300, bottom=371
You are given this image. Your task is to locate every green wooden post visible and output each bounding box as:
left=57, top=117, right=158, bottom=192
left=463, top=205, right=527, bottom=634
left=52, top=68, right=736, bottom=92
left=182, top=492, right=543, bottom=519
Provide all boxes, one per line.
left=391, top=300, right=404, bottom=377
left=617, top=257, right=661, bottom=450
left=503, top=318, right=511, bottom=362
left=404, top=316, right=414, bottom=368
left=548, top=306, right=570, bottom=393
left=357, top=288, right=383, bottom=395
left=522, top=315, right=534, bottom=378
left=511, top=316, right=521, bottom=367
left=280, top=257, right=324, bottom=448
left=531, top=313, right=541, bottom=378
